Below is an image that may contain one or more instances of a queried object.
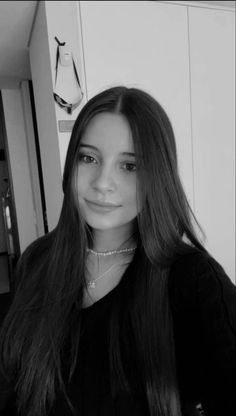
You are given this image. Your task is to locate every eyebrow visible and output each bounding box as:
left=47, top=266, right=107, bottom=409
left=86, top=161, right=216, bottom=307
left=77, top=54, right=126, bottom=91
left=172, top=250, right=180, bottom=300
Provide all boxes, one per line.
left=79, top=143, right=135, bottom=157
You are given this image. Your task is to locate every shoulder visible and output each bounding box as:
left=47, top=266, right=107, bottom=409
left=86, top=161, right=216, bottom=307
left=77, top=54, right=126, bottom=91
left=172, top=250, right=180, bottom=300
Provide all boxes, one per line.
left=168, top=246, right=236, bottom=332
left=22, top=230, right=54, bottom=259
left=13, top=231, right=55, bottom=289
left=17, top=231, right=54, bottom=269
left=168, top=248, right=236, bottom=414
left=169, top=247, right=228, bottom=279
left=168, top=246, right=236, bottom=314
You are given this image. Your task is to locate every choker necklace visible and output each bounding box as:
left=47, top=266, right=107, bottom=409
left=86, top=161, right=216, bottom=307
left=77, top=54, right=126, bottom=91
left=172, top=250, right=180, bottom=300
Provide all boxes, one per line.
left=87, top=246, right=137, bottom=257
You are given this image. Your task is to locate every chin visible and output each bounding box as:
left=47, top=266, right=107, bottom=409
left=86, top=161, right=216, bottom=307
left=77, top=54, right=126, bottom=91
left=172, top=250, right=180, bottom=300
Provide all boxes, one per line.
left=86, top=218, right=123, bottom=231
left=84, top=214, right=134, bottom=232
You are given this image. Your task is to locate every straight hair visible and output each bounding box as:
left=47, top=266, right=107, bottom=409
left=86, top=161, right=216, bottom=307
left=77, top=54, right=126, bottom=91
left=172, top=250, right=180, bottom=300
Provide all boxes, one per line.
left=0, top=86, right=206, bottom=416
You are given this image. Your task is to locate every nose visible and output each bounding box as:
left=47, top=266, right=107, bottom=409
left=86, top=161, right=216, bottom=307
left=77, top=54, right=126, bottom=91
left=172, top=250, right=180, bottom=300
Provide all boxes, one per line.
left=92, top=164, right=116, bottom=194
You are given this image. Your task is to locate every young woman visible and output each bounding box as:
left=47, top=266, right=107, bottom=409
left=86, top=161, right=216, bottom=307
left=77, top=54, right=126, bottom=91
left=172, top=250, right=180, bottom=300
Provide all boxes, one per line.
left=0, top=86, right=235, bottom=416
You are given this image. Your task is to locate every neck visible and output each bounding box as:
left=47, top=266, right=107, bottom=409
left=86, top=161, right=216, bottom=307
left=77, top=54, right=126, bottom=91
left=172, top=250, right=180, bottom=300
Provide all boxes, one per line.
left=91, top=224, right=136, bottom=252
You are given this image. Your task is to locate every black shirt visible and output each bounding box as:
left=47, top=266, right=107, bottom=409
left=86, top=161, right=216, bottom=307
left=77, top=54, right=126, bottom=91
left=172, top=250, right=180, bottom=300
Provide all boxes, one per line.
left=0, top=249, right=236, bottom=416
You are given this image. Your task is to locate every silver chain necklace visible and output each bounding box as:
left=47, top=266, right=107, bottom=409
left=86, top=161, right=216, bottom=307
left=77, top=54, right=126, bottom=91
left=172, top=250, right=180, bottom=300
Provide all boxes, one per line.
left=86, top=246, right=136, bottom=288
left=86, top=262, right=120, bottom=289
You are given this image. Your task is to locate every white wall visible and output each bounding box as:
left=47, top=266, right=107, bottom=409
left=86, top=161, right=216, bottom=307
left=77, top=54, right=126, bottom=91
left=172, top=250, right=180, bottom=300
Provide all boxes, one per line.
left=78, top=0, right=235, bottom=281
left=45, top=0, right=86, bottom=172
left=29, top=0, right=86, bottom=230
left=79, top=0, right=194, bottom=207
left=189, top=7, right=235, bottom=278
left=29, top=1, right=63, bottom=231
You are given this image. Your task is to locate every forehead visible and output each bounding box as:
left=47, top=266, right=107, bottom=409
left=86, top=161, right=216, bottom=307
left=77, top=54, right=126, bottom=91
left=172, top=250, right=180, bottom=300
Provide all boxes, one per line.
left=81, top=112, right=134, bottom=153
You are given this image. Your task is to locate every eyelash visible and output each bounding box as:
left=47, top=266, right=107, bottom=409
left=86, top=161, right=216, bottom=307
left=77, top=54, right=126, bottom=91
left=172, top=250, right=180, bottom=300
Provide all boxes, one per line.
left=78, top=153, right=136, bottom=172
left=78, top=154, right=96, bottom=164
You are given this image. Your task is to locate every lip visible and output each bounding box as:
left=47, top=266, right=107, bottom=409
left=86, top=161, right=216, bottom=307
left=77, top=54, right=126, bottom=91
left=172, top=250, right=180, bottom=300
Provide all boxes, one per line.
left=87, top=200, right=120, bottom=207
left=85, top=199, right=121, bottom=213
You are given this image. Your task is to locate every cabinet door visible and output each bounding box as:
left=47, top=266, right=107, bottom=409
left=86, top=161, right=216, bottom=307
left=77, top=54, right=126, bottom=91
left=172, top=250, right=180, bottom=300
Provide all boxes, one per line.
left=80, top=1, right=194, bottom=206
left=189, top=7, right=235, bottom=280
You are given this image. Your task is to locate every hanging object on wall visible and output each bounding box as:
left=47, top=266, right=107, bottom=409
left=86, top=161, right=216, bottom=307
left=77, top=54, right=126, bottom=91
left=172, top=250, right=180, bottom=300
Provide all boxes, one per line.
left=53, top=37, right=84, bottom=115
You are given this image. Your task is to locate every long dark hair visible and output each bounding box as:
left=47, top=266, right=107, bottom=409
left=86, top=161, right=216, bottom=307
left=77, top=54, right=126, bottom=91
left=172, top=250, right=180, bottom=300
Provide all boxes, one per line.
left=0, top=86, right=205, bottom=416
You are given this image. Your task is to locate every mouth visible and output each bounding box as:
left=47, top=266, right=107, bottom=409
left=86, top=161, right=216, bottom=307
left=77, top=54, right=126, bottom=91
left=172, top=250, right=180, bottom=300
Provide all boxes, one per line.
left=85, top=199, right=121, bottom=213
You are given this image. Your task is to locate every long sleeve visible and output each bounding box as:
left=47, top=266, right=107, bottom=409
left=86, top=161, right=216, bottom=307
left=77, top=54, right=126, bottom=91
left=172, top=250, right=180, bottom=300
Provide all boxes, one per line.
left=168, top=250, right=236, bottom=416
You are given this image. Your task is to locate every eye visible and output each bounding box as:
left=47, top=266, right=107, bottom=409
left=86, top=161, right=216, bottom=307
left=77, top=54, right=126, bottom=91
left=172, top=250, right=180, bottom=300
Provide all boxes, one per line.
left=78, top=154, right=97, bottom=164
left=121, top=162, right=137, bottom=172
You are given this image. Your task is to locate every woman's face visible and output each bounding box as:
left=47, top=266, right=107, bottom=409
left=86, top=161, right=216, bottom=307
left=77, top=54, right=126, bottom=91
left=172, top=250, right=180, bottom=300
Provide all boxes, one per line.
left=76, top=112, right=141, bottom=235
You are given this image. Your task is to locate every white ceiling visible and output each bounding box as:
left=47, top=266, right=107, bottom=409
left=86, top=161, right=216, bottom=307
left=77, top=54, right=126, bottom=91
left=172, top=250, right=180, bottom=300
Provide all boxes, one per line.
left=162, top=0, right=235, bottom=7
left=189, top=1, right=235, bottom=6
left=0, top=0, right=235, bottom=89
left=0, top=1, right=37, bottom=88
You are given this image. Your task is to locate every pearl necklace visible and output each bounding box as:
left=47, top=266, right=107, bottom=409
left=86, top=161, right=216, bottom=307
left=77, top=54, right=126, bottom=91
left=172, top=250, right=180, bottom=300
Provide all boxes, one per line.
left=86, top=246, right=137, bottom=257
left=86, top=246, right=136, bottom=289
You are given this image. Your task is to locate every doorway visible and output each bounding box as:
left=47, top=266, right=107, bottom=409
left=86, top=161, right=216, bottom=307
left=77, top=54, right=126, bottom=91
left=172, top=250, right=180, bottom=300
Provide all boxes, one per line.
left=0, top=94, right=20, bottom=294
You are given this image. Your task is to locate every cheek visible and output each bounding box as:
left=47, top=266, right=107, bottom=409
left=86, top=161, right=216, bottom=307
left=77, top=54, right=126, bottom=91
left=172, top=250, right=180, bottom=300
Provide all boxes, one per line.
left=77, top=167, right=89, bottom=196
left=122, top=180, right=139, bottom=211
left=77, top=175, right=83, bottom=195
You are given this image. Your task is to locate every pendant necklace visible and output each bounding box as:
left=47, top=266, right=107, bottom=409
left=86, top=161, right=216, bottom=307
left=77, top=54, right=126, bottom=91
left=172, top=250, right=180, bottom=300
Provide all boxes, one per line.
left=87, top=262, right=120, bottom=289
left=86, top=246, right=137, bottom=289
